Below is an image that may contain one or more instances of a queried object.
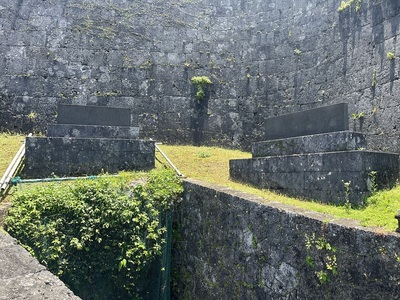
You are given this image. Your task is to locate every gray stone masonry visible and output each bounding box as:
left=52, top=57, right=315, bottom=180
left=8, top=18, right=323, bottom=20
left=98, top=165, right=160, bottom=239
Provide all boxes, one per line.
left=264, top=103, right=349, bottom=141
left=0, top=230, right=80, bottom=300
left=3, top=1, right=400, bottom=151
left=230, top=150, right=399, bottom=205
left=172, top=179, right=400, bottom=299
left=57, top=104, right=131, bottom=126
left=47, top=124, right=140, bottom=139
left=23, top=137, right=155, bottom=178
left=23, top=103, right=155, bottom=178
left=229, top=103, right=399, bottom=205
left=252, top=131, right=367, bottom=157
left=230, top=101, right=400, bottom=205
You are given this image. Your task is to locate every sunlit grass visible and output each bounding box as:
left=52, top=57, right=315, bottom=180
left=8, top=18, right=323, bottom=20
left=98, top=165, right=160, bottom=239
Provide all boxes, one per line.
left=0, top=133, right=25, bottom=226
left=0, top=133, right=24, bottom=175
left=157, top=144, right=400, bottom=232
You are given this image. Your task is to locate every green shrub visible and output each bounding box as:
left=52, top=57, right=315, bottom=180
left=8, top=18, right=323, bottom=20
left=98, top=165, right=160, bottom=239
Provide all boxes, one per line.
left=338, top=0, right=362, bottom=12
left=6, top=169, right=183, bottom=299
left=190, top=76, right=212, bottom=100
left=387, top=52, right=396, bottom=60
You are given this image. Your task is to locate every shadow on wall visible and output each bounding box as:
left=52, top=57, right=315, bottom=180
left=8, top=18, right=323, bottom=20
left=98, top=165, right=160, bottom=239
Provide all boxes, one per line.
left=190, top=86, right=211, bottom=146
left=386, top=1, right=400, bottom=94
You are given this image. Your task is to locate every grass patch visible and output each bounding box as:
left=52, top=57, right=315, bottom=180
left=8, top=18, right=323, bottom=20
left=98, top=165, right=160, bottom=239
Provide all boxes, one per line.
left=0, top=133, right=25, bottom=205
left=157, top=144, right=400, bottom=232
left=0, top=133, right=24, bottom=175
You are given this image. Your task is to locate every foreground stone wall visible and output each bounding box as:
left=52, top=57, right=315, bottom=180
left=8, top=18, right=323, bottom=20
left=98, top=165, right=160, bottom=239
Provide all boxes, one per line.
left=0, top=231, right=80, bottom=300
left=1, top=0, right=400, bottom=150
left=172, top=179, right=400, bottom=299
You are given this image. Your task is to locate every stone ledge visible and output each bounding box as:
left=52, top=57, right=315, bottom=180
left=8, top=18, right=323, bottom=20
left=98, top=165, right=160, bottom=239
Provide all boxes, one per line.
left=47, top=124, right=140, bottom=139
left=23, top=137, right=155, bottom=178
left=0, top=231, right=80, bottom=300
left=253, top=131, right=367, bottom=157
left=230, top=151, right=399, bottom=205
left=174, top=179, right=400, bottom=299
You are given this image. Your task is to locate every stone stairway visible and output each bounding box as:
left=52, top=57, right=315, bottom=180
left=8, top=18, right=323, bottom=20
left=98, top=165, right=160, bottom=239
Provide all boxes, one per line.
left=23, top=104, right=155, bottom=178
left=230, top=103, right=399, bottom=205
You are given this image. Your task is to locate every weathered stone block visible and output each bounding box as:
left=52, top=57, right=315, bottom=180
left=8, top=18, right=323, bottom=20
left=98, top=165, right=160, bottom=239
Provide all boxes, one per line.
left=57, top=104, right=131, bottom=126
left=173, top=179, right=400, bottom=300
left=47, top=124, right=139, bottom=139
left=0, top=232, right=80, bottom=299
left=23, top=137, right=154, bottom=178
left=230, top=151, right=399, bottom=205
left=264, top=103, right=349, bottom=140
left=253, top=131, right=367, bottom=157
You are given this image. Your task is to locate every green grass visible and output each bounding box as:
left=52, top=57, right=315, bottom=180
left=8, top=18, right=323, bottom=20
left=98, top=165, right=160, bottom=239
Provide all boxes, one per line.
left=0, top=133, right=24, bottom=175
left=0, top=133, right=25, bottom=201
left=0, top=133, right=25, bottom=226
left=157, top=144, right=400, bottom=232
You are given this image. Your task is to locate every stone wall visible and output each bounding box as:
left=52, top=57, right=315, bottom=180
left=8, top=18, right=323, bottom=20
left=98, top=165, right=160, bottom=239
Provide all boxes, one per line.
left=172, top=179, right=400, bottom=299
left=1, top=0, right=400, bottom=150
left=23, top=137, right=155, bottom=178
left=0, top=231, right=80, bottom=299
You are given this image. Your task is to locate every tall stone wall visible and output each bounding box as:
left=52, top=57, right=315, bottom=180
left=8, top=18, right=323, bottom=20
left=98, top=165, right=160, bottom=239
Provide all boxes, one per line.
left=172, top=179, right=400, bottom=299
left=1, top=0, right=400, bottom=150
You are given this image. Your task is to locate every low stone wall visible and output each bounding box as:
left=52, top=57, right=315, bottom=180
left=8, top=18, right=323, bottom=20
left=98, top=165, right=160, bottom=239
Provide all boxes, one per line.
left=0, top=231, right=80, bottom=300
left=230, top=151, right=399, bottom=205
left=172, top=179, right=400, bottom=299
left=23, top=137, right=155, bottom=178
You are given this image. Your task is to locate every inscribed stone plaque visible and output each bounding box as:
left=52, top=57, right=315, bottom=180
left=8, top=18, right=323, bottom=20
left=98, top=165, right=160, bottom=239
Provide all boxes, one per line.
left=264, top=103, right=349, bottom=140
left=57, top=104, right=131, bottom=126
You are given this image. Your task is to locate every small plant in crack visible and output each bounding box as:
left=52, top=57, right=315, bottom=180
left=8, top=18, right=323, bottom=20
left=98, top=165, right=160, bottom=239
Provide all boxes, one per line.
left=191, top=76, right=212, bottom=100
left=342, top=180, right=352, bottom=211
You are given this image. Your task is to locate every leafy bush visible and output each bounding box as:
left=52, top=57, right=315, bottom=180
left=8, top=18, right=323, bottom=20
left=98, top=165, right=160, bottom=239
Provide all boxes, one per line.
left=190, top=76, right=212, bottom=100
left=6, top=169, right=183, bottom=299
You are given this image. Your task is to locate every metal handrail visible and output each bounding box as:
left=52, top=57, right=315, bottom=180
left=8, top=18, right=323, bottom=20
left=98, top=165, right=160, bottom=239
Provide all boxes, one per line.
left=155, top=143, right=184, bottom=177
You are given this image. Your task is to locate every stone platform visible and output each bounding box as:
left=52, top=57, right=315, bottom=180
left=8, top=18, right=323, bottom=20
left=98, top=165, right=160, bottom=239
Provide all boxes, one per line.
left=24, top=104, right=155, bottom=178
left=47, top=124, right=140, bottom=139
left=230, top=103, right=400, bottom=205
left=230, top=150, right=399, bottom=205
left=23, top=137, right=155, bottom=178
